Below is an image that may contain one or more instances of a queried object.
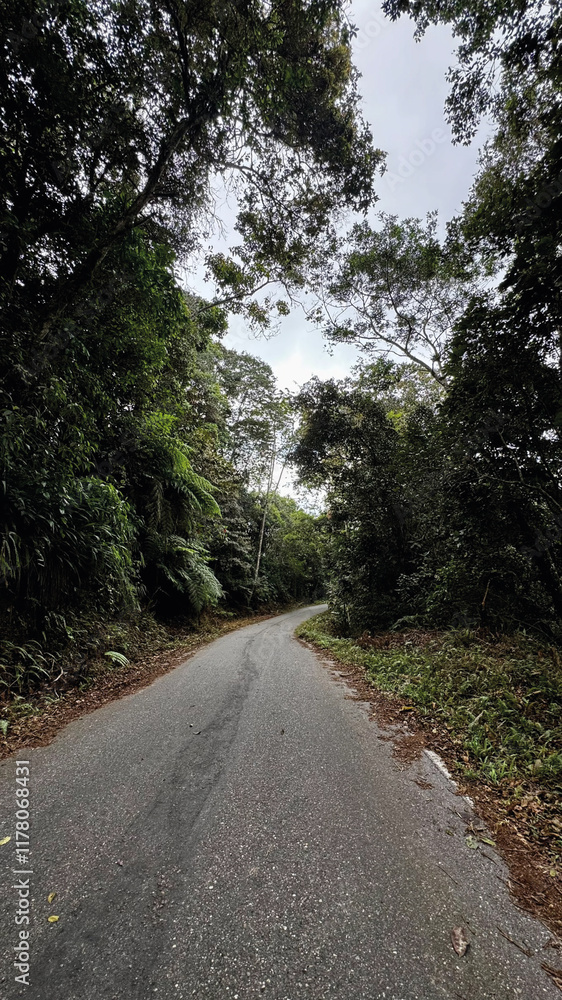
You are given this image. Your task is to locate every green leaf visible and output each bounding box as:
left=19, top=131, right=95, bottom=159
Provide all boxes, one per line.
left=104, top=651, right=129, bottom=668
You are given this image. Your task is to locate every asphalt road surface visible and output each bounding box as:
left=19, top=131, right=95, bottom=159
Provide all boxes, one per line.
left=0, top=605, right=559, bottom=999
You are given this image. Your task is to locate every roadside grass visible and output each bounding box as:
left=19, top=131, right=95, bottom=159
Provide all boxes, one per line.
left=296, top=612, right=562, bottom=862
left=0, top=610, right=178, bottom=732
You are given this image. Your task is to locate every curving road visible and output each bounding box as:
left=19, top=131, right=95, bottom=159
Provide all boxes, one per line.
left=0, top=605, right=559, bottom=999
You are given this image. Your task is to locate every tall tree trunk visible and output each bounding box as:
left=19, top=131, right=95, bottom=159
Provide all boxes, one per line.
left=251, top=425, right=280, bottom=599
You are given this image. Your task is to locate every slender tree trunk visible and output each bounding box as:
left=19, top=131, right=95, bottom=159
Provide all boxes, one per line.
left=251, top=426, right=278, bottom=598
left=253, top=499, right=269, bottom=592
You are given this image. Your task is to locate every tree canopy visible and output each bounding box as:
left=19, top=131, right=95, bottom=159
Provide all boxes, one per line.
left=287, top=0, right=562, bottom=639
left=3, top=0, right=562, bottom=695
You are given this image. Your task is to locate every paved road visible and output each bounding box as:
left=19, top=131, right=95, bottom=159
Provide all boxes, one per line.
left=0, top=605, right=559, bottom=999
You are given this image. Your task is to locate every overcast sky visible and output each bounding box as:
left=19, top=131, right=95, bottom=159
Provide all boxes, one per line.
left=189, top=2, right=489, bottom=394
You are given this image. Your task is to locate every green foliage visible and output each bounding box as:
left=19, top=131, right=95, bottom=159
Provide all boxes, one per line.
left=104, top=651, right=130, bottom=668
left=2, top=1, right=354, bottom=689
left=1, top=234, right=223, bottom=625
left=291, top=363, right=442, bottom=632
left=0, top=0, right=377, bottom=343
left=325, top=2, right=557, bottom=643
left=144, top=533, right=223, bottom=615
left=252, top=494, right=326, bottom=605
left=440, top=297, right=562, bottom=632
left=205, top=482, right=258, bottom=607
left=205, top=484, right=325, bottom=609
left=0, top=639, right=55, bottom=694
left=1, top=473, right=137, bottom=616
left=0, top=603, right=205, bottom=699
left=291, top=353, right=562, bottom=638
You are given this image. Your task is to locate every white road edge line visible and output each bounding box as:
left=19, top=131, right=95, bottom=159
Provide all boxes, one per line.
left=423, top=749, right=474, bottom=808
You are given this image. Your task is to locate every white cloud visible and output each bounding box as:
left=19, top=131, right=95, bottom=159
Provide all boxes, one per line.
left=224, top=320, right=361, bottom=393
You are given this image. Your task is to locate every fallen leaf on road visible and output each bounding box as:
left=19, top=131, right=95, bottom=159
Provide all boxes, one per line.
left=479, top=837, right=496, bottom=848
left=0, top=836, right=10, bottom=846
left=451, top=926, right=469, bottom=956
left=465, top=835, right=479, bottom=850
left=47, top=892, right=56, bottom=903
left=47, top=915, right=59, bottom=923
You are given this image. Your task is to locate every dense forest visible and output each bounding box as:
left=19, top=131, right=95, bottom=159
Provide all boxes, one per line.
left=1, top=0, right=562, bottom=697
